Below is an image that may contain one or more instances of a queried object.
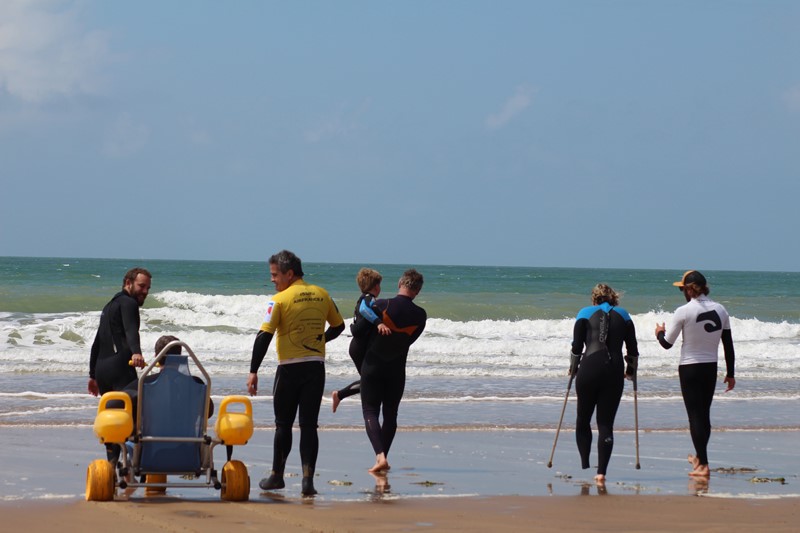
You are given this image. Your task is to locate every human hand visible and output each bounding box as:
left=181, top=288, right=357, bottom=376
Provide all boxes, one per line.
left=568, top=352, right=581, bottom=376
left=377, top=323, right=391, bottom=336
left=87, top=378, right=99, bottom=397
left=724, top=376, right=735, bottom=392
left=247, top=373, right=258, bottom=396
left=624, top=355, right=638, bottom=381
left=654, top=323, right=666, bottom=338
left=131, top=353, right=145, bottom=368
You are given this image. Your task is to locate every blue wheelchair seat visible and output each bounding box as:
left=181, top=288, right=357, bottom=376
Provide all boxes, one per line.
left=139, top=355, right=208, bottom=473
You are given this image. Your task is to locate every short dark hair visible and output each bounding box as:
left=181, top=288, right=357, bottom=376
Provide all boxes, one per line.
left=269, top=250, right=304, bottom=277
left=154, top=335, right=182, bottom=355
left=399, top=269, right=424, bottom=293
left=123, top=267, right=152, bottom=289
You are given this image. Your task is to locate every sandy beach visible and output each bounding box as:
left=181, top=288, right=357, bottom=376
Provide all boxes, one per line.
left=2, top=426, right=798, bottom=531
left=2, top=494, right=799, bottom=532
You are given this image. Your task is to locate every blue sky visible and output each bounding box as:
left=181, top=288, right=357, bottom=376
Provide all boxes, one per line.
left=2, top=1, right=799, bottom=271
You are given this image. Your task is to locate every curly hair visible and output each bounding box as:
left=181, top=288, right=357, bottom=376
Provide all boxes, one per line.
left=356, top=268, right=382, bottom=293
left=591, top=283, right=620, bottom=306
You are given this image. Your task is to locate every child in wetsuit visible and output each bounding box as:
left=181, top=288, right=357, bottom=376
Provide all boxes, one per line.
left=331, top=268, right=390, bottom=412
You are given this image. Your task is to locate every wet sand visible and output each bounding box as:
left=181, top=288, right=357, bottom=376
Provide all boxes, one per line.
left=2, top=426, right=798, bottom=531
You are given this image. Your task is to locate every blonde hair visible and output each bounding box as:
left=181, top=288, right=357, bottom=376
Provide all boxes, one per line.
left=591, top=283, right=620, bottom=306
left=356, top=268, right=382, bottom=293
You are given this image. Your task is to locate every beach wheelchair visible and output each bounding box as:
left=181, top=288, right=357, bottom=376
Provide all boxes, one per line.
left=86, top=340, right=253, bottom=502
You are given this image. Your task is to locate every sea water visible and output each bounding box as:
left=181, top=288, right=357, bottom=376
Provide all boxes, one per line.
left=1, top=256, right=799, bottom=431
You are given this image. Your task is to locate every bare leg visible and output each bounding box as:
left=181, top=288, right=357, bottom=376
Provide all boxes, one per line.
left=368, top=452, right=391, bottom=473
left=332, top=390, right=340, bottom=413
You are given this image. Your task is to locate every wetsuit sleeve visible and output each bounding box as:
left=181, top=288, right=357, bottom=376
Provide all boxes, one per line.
left=657, top=330, right=673, bottom=349
left=721, top=329, right=735, bottom=378
left=120, top=296, right=143, bottom=356
left=89, top=333, right=99, bottom=379
left=358, top=295, right=383, bottom=325
left=324, top=323, right=345, bottom=343
left=571, top=318, right=588, bottom=355
left=625, top=319, right=639, bottom=357
left=249, top=330, right=274, bottom=373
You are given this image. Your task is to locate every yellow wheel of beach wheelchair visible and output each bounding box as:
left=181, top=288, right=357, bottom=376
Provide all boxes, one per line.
left=220, top=460, right=249, bottom=501
left=86, top=459, right=115, bottom=501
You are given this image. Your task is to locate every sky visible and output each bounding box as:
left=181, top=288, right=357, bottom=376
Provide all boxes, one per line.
left=1, top=1, right=799, bottom=271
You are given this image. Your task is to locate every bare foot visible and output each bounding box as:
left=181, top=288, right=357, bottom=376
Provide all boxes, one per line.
left=688, top=464, right=710, bottom=478
left=594, top=474, right=606, bottom=485
left=687, top=454, right=700, bottom=469
left=368, top=454, right=390, bottom=473
left=332, top=390, right=340, bottom=413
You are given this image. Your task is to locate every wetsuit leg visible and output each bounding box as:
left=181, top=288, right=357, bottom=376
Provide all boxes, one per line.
left=349, top=337, right=367, bottom=373
left=96, top=357, right=137, bottom=396
left=271, top=365, right=300, bottom=475
left=338, top=337, right=367, bottom=400
left=679, top=362, right=717, bottom=465
left=337, top=380, right=361, bottom=400
left=575, top=359, right=600, bottom=470
left=378, top=360, right=406, bottom=457
left=360, top=358, right=386, bottom=455
left=296, top=362, right=325, bottom=473
left=96, top=360, right=137, bottom=464
left=594, top=363, right=624, bottom=476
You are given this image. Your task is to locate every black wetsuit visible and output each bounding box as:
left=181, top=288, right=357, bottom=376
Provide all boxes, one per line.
left=571, top=302, right=638, bottom=476
left=336, top=293, right=383, bottom=401
left=360, top=294, right=426, bottom=457
left=90, top=290, right=142, bottom=394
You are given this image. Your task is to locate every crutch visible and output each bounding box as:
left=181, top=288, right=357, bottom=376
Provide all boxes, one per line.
left=547, top=373, right=575, bottom=468
left=633, top=373, right=641, bottom=469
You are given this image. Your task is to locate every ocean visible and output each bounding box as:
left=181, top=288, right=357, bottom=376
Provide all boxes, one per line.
left=1, top=256, right=799, bottom=432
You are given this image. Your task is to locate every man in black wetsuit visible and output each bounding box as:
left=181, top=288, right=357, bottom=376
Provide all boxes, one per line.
left=88, top=267, right=151, bottom=397
left=360, top=269, right=427, bottom=474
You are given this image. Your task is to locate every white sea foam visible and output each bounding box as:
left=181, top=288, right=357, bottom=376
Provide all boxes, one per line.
left=2, top=292, right=799, bottom=380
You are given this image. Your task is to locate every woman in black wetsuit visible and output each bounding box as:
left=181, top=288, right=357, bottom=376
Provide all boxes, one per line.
left=569, top=283, right=639, bottom=484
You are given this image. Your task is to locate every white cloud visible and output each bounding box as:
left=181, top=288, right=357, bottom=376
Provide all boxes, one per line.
left=783, top=85, right=800, bottom=112
left=0, top=0, right=111, bottom=103
left=486, top=85, right=535, bottom=130
left=103, top=112, right=149, bottom=157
